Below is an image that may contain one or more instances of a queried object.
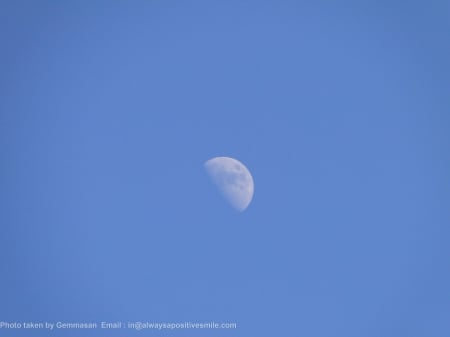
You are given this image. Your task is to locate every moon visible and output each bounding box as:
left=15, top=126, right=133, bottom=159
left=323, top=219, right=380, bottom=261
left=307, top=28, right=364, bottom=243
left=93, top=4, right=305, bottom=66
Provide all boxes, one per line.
left=204, top=156, right=254, bottom=211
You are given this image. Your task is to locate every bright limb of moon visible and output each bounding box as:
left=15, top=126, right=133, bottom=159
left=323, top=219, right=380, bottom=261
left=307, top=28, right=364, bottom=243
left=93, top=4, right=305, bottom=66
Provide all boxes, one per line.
left=204, top=156, right=254, bottom=211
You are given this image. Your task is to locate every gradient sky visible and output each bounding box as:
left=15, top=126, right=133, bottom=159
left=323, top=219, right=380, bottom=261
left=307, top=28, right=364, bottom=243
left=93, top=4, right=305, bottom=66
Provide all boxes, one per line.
left=1, top=1, right=449, bottom=336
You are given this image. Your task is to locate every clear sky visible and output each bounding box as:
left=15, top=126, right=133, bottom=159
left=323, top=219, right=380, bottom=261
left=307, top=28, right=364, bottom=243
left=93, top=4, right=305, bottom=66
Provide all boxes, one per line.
left=1, top=1, right=449, bottom=336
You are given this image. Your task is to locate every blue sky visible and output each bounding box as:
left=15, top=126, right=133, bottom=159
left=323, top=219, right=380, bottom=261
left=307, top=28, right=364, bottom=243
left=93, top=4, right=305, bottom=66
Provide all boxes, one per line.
left=1, top=1, right=449, bottom=336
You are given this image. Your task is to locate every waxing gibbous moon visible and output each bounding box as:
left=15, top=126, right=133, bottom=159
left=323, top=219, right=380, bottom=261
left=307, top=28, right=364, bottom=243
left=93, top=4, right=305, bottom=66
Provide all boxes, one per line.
left=204, top=156, right=254, bottom=211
